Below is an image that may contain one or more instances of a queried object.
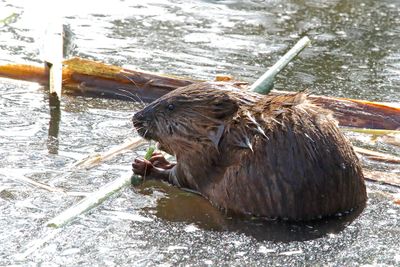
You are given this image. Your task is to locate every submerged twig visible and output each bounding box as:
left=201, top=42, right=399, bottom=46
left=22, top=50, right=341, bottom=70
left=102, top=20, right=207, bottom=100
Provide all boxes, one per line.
left=343, top=128, right=400, bottom=136
left=14, top=229, right=62, bottom=260
left=354, top=146, right=400, bottom=164
left=363, top=170, right=400, bottom=187
left=0, top=168, right=86, bottom=196
left=46, top=173, right=134, bottom=228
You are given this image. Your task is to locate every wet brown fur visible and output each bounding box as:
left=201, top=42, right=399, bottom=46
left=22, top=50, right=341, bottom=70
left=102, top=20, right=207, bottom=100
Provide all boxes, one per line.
left=132, top=82, right=367, bottom=221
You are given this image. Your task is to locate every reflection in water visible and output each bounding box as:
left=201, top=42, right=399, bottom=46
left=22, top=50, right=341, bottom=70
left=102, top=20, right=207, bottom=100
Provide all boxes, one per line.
left=137, top=181, right=364, bottom=242
left=47, top=92, right=61, bottom=154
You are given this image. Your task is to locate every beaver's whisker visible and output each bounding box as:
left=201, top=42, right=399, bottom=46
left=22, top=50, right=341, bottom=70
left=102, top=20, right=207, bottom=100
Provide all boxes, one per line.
left=120, top=73, right=140, bottom=89
left=134, top=125, right=144, bottom=132
left=119, top=74, right=147, bottom=106
left=115, top=93, right=137, bottom=102
left=143, top=128, right=150, bottom=138
left=116, top=89, right=146, bottom=106
left=117, top=88, right=137, bottom=97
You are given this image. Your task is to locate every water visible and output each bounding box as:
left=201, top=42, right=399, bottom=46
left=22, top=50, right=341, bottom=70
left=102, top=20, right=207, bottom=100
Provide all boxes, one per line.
left=1, top=0, right=399, bottom=266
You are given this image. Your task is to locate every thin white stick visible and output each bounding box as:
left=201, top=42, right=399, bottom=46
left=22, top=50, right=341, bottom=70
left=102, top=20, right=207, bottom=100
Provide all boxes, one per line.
left=47, top=137, right=146, bottom=188
left=44, top=19, right=63, bottom=98
left=73, top=137, right=146, bottom=169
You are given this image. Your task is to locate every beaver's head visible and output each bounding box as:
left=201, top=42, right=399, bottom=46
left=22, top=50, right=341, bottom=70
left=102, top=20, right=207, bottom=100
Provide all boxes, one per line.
left=132, top=83, right=242, bottom=155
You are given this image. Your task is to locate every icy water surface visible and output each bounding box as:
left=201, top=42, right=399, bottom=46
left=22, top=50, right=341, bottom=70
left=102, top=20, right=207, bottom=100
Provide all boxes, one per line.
left=1, top=0, right=400, bottom=266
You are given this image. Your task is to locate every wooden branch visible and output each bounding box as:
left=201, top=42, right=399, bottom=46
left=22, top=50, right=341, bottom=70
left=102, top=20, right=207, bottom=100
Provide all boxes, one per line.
left=1, top=58, right=399, bottom=130
left=0, top=63, right=48, bottom=83
left=309, top=95, right=400, bottom=130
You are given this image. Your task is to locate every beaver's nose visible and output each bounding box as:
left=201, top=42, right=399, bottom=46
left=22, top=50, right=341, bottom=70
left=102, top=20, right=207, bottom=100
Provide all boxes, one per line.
left=133, top=104, right=155, bottom=123
left=132, top=109, right=154, bottom=138
left=132, top=111, right=144, bottom=123
left=132, top=111, right=146, bottom=129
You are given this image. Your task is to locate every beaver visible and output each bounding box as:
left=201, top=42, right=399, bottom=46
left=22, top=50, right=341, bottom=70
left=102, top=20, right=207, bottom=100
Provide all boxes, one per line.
left=132, top=82, right=367, bottom=221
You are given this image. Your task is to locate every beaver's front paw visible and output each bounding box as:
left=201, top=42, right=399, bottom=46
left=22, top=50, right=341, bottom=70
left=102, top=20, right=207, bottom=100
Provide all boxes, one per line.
left=148, top=152, right=175, bottom=170
left=132, top=157, right=153, bottom=177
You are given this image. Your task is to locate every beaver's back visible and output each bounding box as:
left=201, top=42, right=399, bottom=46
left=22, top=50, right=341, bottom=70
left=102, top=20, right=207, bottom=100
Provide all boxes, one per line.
left=203, top=93, right=367, bottom=220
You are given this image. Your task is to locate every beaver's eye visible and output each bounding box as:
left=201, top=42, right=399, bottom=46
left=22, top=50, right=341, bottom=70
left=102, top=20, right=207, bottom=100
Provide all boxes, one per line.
left=167, top=104, right=175, bottom=111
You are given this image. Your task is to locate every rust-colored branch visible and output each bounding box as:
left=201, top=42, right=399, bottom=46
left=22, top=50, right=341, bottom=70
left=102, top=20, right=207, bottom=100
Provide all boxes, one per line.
left=310, top=95, right=400, bottom=130
left=1, top=57, right=399, bottom=130
left=0, top=63, right=48, bottom=84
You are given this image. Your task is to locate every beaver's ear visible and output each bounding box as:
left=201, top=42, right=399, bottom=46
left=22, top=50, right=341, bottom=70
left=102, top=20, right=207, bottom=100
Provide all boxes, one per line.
left=208, top=124, right=225, bottom=150
left=211, top=97, right=239, bottom=120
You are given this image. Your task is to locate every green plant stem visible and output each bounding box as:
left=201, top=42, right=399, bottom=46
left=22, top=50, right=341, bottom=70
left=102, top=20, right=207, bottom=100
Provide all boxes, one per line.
left=249, top=36, right=311, bottom=94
